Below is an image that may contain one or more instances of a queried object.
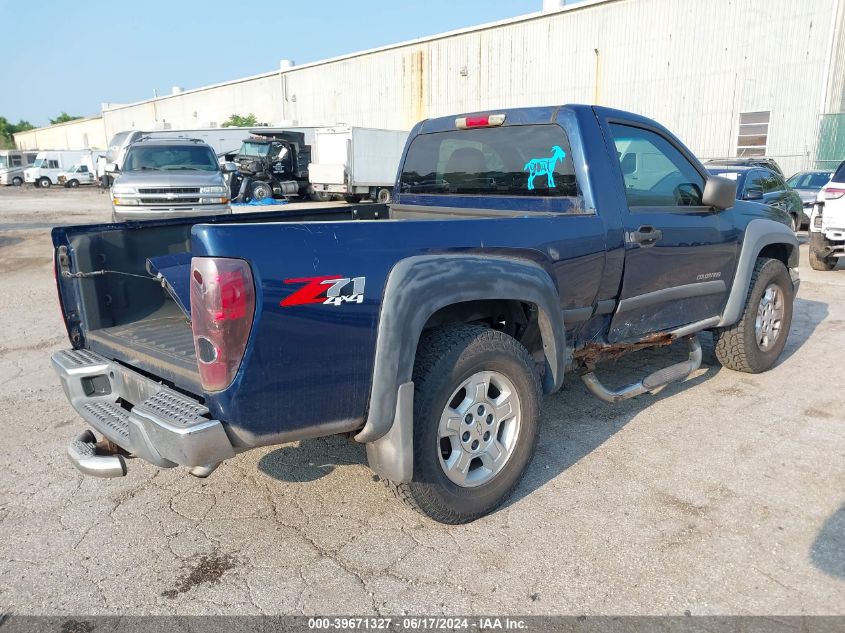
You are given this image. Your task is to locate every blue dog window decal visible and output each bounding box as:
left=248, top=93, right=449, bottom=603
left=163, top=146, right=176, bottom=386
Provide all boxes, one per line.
left=524, top=146, right=567, bottom=191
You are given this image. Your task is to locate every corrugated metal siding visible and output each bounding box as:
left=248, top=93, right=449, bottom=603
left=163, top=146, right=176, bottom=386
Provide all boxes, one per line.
left=16, top=0, right=844, bottom=176
left=14, top=116, right=107, bottom=151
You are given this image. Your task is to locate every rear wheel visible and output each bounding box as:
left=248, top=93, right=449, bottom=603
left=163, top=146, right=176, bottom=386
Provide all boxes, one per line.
left=38, top=177, right=51, bottom=189
left=344, top=194, right=363, bottom=204
left=387, top=325, right=541, bottom=524
left=376, top=188, right=392, bottom=204
left=713, top=257, right=793, bottom=373
left=309, top=190, right=332, bottom=202
left=11, top=176, right=22, bottom=187
left=809, top=232, right=837, bottom=271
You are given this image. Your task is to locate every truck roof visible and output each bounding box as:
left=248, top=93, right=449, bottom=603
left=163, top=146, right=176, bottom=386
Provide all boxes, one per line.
left=416, top=104, right=670, bottom=136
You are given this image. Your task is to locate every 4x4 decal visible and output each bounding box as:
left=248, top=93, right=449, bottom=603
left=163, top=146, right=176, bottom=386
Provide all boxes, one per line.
left=281, top=276, right=366, bottom=307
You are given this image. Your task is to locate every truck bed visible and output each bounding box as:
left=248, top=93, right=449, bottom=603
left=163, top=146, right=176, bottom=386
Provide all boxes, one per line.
left=86, top=302, right=199, bottom=392
left=54, top=205, right=389, bottom=396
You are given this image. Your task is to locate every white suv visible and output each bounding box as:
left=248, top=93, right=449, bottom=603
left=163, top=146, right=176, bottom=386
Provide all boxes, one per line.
left=808, top=160, right=845, bottom=271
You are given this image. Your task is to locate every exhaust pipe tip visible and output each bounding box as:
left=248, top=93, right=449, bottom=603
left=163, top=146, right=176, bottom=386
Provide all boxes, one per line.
left=188, top=463, right=220, bottom=478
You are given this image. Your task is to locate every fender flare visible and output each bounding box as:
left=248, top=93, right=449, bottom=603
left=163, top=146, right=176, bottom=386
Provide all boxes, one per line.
left=356, top=254, right=566, bottom=448
left=717, top=218, right=799, bottom=327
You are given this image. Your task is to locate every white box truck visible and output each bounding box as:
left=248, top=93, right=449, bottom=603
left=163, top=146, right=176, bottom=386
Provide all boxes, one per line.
left=308, top=127, right=408, bottom=203
left=0, top=149, right=40, bottom=186
left=24, top=150, right=102, bottom=188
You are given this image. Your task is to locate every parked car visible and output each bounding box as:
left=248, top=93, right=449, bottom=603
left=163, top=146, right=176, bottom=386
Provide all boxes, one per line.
left=50, top=105, right=798, bottom=523
left=58, top=163, right=97, bottom=188
left=707, top=165, right=803, bottom=231
left=808, top=160, right=845, bottom=270
left=704, top=157, right=784, bottom=176
left=107, top=138, right=236, bottom=221
left=786, top=170, right=833, bottom=227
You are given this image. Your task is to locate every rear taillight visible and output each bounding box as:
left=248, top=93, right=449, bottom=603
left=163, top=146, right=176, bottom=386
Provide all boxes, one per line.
left=190, top=257, right=255, bottom=392
left=825, top=187, right=845, bottom=200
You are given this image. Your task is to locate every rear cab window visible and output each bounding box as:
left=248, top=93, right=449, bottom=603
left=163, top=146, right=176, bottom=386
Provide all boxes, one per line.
left=398, top=124, right=583, bottom=212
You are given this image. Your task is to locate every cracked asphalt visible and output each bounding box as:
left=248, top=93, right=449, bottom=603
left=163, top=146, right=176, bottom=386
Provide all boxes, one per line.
left=0, top=187, right=843, bottom=616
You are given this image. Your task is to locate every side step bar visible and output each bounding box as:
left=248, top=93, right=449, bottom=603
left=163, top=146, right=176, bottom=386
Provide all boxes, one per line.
left=67, top=430, right=128, bottom=478
left=581, top=337, right=703, bottom=403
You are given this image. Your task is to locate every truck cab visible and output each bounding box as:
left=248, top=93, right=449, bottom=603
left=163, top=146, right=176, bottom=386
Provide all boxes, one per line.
left=58, top=163, right=96, bottom=188
left=230, top=132, right=312, bottom=201
left=108, top=138, right=236, bottom=221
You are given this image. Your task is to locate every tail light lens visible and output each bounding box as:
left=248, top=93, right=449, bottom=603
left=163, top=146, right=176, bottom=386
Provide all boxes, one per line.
left=190, top=257, right=255, bottom=392
left=824, top=188, right=845, bottom=200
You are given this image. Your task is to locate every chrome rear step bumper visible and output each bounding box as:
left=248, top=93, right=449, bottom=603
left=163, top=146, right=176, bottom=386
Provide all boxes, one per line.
left=52, top=349, right=235, bottom=475
left=67, top=430, right=128, bottom=478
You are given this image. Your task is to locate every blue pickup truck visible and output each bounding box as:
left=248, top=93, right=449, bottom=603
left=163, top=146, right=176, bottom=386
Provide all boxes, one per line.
left=51, top=105, right=799, bottom=523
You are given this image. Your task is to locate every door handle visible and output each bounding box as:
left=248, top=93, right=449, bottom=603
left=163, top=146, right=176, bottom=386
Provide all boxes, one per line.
left=630, top=225, right=663, bottom=246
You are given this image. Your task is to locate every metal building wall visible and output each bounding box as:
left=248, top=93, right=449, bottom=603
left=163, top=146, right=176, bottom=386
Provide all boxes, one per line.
left=278, top=0, right=841, bottom=175
left=101, top=73, right=283, bottom=139
left=14, top=116, right=107, bottom=151
left=16, top=0, right=844, bottom=175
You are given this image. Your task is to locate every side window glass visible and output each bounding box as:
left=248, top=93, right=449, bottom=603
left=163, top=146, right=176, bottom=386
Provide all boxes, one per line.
left=609, top=123, right=704, bottom=208
left=399, top=124, right=581, bottom=202
left=763, top=173, right=785, bottom=193
left=11, top=156, right=22, bottom=167
left=744, top=171, right=765, bottom=198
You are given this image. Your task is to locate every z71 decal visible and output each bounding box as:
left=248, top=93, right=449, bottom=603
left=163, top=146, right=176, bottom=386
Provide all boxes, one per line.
left=281, top=276, right=366, bottom=307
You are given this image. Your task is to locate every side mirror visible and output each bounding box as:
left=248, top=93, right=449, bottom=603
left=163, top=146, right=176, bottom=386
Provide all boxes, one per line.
left=702, top=175, right=737, bottom=210
left=743, top=189, right=764, bottom=201
left=221, top=161, right=238, bottom=173
left=105, top=162, right=119, bottom=174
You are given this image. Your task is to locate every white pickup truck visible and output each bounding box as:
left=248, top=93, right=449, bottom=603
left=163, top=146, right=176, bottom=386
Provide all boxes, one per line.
left=808, top=160, right=845, bottom=271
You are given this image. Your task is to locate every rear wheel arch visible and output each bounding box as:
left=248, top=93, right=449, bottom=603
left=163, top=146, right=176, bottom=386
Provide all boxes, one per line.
left=356, top=254, right=565, bottom=448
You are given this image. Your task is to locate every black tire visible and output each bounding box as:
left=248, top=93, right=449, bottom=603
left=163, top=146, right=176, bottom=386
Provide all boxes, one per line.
left=809, top=232, right=837, bottom=271
left=376, top=188, right=392, bottom=204
left=309, top=190, right=332, bottom=202
left=712, top=257, right=794, bottom=373
left=39, top=177, right=51, bottom=189
left=67, top=179, right=79, bottom=188
left=386, top=324, right=541, bottom=524
left=11, top=176, right=23, bottom=187
left=344, top=194, right=363, bottom=204
left=249, top=181, right=272, bottom=201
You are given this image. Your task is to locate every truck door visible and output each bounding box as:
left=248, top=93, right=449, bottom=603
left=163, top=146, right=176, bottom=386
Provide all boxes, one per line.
left=603, top=120, right=739, bottom=342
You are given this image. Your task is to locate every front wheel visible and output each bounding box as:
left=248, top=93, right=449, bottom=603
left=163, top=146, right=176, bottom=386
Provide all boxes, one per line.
left=249, top=181, right=272, bottom=201
left=387, top=325, right=541, bottom=524
left=713, top=257, right=794, bottom=373
left=67, top=179, right=79, bottom=188
left=38, top=177, right=52, bottom=189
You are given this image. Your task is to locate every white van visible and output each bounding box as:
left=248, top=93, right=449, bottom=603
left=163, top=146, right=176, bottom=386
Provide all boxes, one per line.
left=24, top=150, right=99, bottom=188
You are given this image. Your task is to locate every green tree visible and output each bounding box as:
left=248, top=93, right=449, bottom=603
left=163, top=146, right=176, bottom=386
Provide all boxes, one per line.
left=0, top=117, right=35, bottom=149
left=49, top=112, right=83, bottom=125
left=222, top=113, right=259, bottom=128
